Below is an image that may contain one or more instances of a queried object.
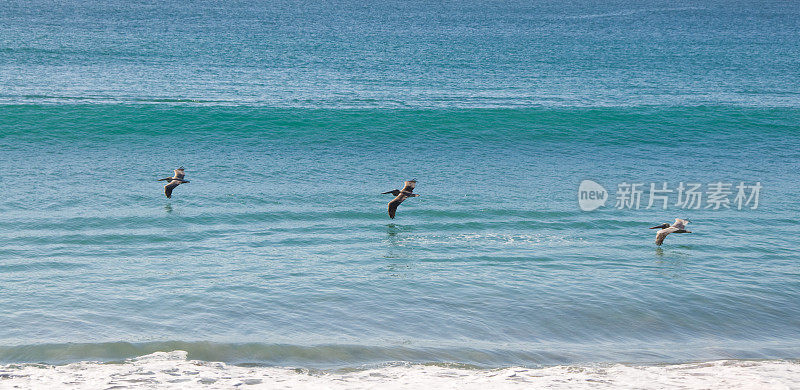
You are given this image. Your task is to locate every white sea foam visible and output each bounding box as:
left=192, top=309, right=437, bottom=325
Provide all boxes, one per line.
left=1, top=351, right=798, bottom=389
left=398, top=233, right=575, bottom=247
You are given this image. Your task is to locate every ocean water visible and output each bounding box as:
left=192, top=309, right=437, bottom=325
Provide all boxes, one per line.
left=2, top=0, right=800, bottom=388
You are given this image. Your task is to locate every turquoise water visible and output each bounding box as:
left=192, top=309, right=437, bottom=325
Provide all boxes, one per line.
left=1, top=0, right=800, bottom=371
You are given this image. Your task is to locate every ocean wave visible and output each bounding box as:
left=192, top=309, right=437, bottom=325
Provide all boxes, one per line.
left=1, top=105, right=798, bottom=142
left=1, top=351, right=797, bottom=389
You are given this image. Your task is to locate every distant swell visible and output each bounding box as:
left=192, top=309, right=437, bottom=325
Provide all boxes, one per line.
left=1, top=105, right=798, bottom=143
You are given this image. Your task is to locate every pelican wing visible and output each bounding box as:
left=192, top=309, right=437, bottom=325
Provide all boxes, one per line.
left=388, top=194, right=407, bottom=219
left=164, top=180, right=181, bottom=198
left=671, top=218, right=689, bottom=230
left=401, top=180, right=416, bottom=193
left=655, top=227, right=679, bottom=246
left=173, top=169, right=185, bottom=180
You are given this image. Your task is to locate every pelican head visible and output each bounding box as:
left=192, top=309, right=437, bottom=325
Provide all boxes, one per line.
left=649, top=223, right=670, bottom=229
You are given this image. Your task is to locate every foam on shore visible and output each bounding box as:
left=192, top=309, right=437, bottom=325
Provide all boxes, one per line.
left=1, top=351, right=798, bottom=389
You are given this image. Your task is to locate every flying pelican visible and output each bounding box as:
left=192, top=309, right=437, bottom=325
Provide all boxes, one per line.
left=157, top=167, right=190, bottom=199
left=382, top=179, right=420, bottom=219
left=650, top=218, right=692, bottom=246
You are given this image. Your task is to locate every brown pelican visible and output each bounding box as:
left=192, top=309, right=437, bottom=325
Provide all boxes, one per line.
left=382, top=180, right=420, bottom=219
left=650, top=218, right=692, bottom=246
left=157, top=167, right=190, bottom=199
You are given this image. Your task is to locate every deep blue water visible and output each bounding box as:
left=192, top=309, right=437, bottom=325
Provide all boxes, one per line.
left=1, top=0, right=799, bottom=369
left=2, top=0, right=799, bottom=107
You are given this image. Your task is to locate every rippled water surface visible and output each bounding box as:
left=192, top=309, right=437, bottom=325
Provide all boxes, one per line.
left=1, top=106, right=799, bottom=367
